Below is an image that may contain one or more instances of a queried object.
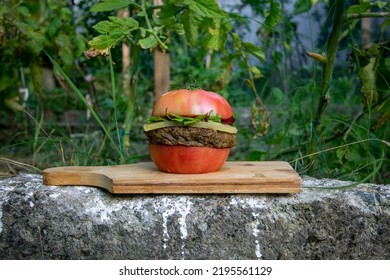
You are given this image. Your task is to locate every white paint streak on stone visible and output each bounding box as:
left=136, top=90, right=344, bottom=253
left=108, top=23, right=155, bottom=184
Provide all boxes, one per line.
left=255, top=240, right=261, bottom=259
left=252, top=212, right=262, bottom=259
left=0, top=182, right=15, bottom=236
left=84, top=195, right=124, bottom=223
left=155, top=197, right=193, bottom=257
left=229, top=196, right=268, bottom=210
left=178, top=199, right=193, bottom=258
left=161, top=202, right=176, bottom=250
left=49, top=193, right=61, bottom=199
left=178, top=198, right=192, bottom=240
left=0, top=186, right=13, bottom=192
left=230, top=197, right=266, bottom=259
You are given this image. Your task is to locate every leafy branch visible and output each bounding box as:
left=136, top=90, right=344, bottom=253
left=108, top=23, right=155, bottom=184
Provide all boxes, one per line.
left=347, top=11, right=390, bottom=20
left=306, top=0, right=390, bottom=139
left=230, top=32, right=270, bottom=137
left=306, top=0, right=345, bottom=163
left=302, top=0, right=389, bottom=177
left=140, top=0, right=168, bottom=50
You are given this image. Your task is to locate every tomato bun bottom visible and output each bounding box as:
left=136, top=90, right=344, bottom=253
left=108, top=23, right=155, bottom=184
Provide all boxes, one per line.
left=148, top=143, right=230, bottom=174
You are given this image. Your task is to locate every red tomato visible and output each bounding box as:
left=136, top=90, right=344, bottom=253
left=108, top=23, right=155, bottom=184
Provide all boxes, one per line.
left=152, top=89, right=233, bottom=120
left=148, top=144, right=230, bottom=174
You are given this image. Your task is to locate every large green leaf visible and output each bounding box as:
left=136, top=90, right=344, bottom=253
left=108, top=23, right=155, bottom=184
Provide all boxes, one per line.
left=293, top=0, right=318, bottom=15
left=108, top=16, right=139, bottom=29
left=90, top=0, right=132, bottom=12
left=88, top=34, right=124, bottom=50
left=93, top=17, right=138, bottom=34
left=88, top=16, right=139, bottom=52
left=374, top=1, right=388, bottom=9
left=169, top=23, right=185, bottom=35
left=264, top=1, right=282, bottom=31
left=184, top=0, right=226, bottom=18
left=157, top=3, right=183, bottom=19
left=153, top=7, right=185, bottom=36
left=207, top=18, right=230, bottom=51
left=243, top=42, right=265, bottom=61
left=92, top=20, right=115, bottom=34
left=346, top=2, right=371, bottom=14
left=181, top=10, right=203, bottom=46
left=138, top=36, right=158, bottom=49
left=230, top=32, right=242, bottom=50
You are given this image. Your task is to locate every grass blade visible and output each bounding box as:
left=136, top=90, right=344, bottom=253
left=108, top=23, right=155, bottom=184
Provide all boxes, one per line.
left=45, top=53, right=122, bottom=157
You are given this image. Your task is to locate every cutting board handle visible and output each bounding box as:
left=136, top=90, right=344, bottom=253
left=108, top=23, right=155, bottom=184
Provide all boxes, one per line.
left=43, top=166, right=113, bottom=192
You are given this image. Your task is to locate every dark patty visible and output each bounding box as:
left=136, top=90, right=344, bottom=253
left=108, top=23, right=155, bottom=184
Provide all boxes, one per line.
left=144, top=126, right=236, bottom=148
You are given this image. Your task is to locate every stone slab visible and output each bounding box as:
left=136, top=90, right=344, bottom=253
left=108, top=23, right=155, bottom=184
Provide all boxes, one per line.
left=0, top=173, right=389, bottom=259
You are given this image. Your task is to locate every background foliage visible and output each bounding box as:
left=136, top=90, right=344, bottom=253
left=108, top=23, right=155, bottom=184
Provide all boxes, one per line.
left=0, top=0, right=389, bottom=184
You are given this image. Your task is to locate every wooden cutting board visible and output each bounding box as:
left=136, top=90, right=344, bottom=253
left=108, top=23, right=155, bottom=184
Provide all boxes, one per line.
left=43, top=161, right=301, bottom=194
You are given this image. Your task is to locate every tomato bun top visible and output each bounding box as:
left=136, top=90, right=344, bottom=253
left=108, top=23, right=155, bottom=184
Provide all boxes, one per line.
left=152, top=89, right=234, bottom=120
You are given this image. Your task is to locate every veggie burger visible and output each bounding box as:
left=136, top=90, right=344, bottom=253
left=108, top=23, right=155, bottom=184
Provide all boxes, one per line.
left=143, top=88, right=237, bottom=174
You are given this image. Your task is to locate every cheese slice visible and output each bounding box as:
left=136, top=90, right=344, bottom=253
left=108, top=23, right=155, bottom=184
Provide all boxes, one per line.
left=143, top=120, right=237, bottom=134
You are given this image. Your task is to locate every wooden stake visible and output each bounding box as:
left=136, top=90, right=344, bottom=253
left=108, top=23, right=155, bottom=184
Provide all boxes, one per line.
left=362, top=17, right=371, bottom=49
left=154, top=48, right=170, bottom=97
left=154, top=0, right=170, bottom=98
left=117, top=8, right=131, bottom=97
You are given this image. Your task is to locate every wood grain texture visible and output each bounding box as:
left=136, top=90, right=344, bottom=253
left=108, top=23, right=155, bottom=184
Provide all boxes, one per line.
left=43, top=161, right=301, bottom=194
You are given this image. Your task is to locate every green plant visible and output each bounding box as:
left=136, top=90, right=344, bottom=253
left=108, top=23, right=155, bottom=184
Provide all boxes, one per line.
left=0, top=0, right=86, bottom=112
left=0, top=0, right=94, bottom=170
left=228, top=0, right=389, bottom=183
left=303, top=0, right=389, bottom=181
